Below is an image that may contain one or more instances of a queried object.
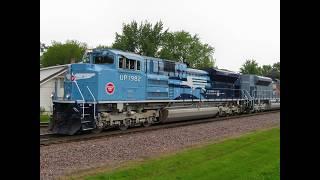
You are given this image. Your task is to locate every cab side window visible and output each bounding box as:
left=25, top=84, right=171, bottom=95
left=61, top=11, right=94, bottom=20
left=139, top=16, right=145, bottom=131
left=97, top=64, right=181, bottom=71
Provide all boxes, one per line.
left=119, top=57, right=124, bottom=68
left=129, top=59, right=135, bottom=70
left=137, top=61, right=141, bottom=70
left=126, top=59, right=130, bottom=69
left=119, top=57, right=141, bottom=71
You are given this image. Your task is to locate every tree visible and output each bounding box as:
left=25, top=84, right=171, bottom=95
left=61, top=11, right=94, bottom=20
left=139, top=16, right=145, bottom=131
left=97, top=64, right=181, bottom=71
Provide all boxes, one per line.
left=95, top=45, right=111, bottom=49
left=112, top=21, right=140, bottom=53
left=261, top=65, right=273, bottom=77
left=40, top=42, right=48, bottom=53
left=40, top=42, right=48, bottom=68
left=41, top=40, right=87, bottom=67
left=40, top=56, right=43, bottom=68
left=240, top=60, right=262, bottom=75
left=273, top=62, right=280, bottom=72
left=271, top=62, right=280, bottom=79
left=112, top=20, right=168, bottom=56
left=158, top=31, right=215, bottom=68
left=240, top=60, right=280, bottom=79
left=138, top=21, right=168, bottom=56
left=112, top=20, right=215, bottom=69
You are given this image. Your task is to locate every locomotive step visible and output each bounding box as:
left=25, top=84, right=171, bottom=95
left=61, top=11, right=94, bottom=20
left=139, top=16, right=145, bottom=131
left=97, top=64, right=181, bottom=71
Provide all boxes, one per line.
left=82, top=127, right=94, bottom=131
left=81, top=121, right=92, bottom=123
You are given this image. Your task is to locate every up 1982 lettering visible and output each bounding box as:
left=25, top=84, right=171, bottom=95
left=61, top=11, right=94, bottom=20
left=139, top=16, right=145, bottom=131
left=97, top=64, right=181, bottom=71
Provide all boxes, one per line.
left=120, top=74, right=141, bottom=82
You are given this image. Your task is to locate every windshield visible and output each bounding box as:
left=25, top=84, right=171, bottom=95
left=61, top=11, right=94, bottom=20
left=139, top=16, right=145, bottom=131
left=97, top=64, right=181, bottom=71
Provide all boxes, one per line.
left=94, top=54, right=114, bottom=64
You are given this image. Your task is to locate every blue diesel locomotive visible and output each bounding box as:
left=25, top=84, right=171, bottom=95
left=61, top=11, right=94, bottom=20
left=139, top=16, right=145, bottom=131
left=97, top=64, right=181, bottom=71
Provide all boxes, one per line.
left=50, top=48, right=280, bottom=135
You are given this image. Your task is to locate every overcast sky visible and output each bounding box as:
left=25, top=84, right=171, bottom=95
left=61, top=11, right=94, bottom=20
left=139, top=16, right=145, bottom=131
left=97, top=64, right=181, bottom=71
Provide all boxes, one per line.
left=40, top=0, right=279, bottom=72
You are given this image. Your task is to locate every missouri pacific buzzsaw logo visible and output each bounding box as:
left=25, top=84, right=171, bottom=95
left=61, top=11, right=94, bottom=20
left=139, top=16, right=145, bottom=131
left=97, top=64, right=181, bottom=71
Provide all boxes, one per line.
left=105, top=82, right=115, bottom=95
left=67, top=73, right=95, bottom=81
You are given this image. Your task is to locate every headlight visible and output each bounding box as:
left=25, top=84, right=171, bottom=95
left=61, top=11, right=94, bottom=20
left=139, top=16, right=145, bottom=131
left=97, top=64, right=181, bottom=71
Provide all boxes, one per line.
left=66, top=94, right=70, bottom=99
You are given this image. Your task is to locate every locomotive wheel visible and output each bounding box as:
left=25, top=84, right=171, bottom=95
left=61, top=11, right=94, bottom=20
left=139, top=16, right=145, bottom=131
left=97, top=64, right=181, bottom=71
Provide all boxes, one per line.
left=142, top=120, right=151, bottom=127
left=92, top=119, right=104, bottom=133
left=119, top=120, right=130, bottom=131
left=119, top=124, right=129, bottom=131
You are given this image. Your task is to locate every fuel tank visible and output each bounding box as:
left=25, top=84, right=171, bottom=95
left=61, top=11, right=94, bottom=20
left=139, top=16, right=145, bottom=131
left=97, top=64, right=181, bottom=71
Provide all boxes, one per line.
left=270, top=102, right=280, bottom=110
left=159, top=107, right=219, bottom=123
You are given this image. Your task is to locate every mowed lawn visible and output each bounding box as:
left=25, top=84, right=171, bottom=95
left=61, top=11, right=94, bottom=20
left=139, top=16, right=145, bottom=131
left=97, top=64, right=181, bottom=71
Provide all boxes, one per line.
left=84, top=127, right=280, bottom=180
left=40, top=114, right=50, bottom=122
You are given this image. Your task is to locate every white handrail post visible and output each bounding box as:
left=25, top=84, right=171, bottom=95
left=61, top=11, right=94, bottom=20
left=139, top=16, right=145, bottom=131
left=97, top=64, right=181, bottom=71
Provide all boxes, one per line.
left=74, top=80, right=85, bottom=118
left=87, top=86, right=96, bottom=120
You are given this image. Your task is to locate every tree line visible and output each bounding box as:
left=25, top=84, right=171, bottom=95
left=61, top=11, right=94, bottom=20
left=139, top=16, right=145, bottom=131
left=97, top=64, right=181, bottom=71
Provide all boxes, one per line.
left=240, top=60, right=280, bottom=80
left=40, top=20, right=279, bottom=79
left=40, top=20, right=215, bottom=69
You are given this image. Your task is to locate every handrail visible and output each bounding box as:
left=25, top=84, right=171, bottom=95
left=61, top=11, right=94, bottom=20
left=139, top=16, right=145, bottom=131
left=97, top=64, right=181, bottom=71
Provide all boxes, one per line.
left=242, top=89, right=252, bottom=100
left=73, top=80, right=85, bottom=118
left=241, top=89, right=253, bottom=108
left=87, top=86, right=96, bottom=120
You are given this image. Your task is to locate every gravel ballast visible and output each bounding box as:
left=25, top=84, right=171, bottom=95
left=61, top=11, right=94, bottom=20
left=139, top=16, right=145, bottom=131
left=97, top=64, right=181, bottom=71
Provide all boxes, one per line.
left=40, top=112, right=280, bottom=179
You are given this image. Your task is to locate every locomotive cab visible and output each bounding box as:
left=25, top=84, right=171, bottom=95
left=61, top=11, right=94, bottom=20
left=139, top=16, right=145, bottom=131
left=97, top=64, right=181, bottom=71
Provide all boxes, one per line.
left=50, top=49, right=147, bottom=134
left=51, top=49, right=119, bottom=134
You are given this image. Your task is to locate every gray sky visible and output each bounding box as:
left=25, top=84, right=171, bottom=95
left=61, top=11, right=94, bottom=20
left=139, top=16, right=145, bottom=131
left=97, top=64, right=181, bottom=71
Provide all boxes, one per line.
left=41, top=0, right=279, bottom=72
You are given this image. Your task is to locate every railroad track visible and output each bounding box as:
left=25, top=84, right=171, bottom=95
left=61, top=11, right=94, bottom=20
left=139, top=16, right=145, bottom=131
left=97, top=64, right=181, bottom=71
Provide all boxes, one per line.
left=40, top=110, right=279, bottom=147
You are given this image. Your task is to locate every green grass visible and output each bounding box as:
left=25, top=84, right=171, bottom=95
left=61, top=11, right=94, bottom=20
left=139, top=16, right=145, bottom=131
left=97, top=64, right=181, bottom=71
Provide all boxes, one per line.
left=40, top=114, right=50, bottom=122
left=84, top=127, right=280, bottom=180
